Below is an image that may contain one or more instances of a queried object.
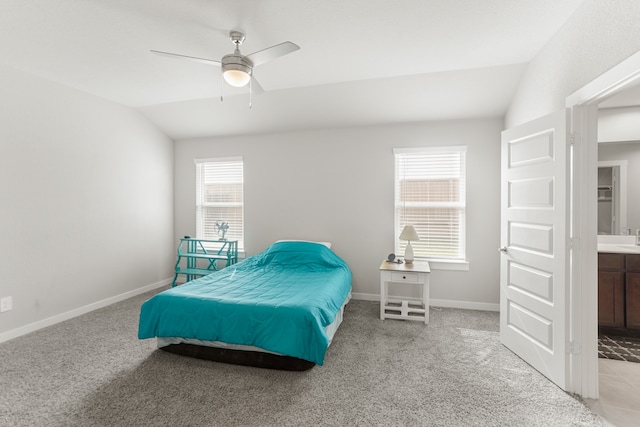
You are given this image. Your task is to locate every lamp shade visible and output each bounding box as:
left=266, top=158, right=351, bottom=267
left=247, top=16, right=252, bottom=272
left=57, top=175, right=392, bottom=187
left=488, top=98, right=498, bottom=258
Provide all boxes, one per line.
left=399, top=225, right=420, bottom=242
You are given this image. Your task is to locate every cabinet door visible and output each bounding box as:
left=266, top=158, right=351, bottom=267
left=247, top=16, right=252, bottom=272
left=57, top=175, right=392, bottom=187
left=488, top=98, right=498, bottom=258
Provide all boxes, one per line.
left=598, top=271, right=625, bottom=328
left=627, top=255, right=640, bottom=272
left=627, top=272, right=640, bottom=330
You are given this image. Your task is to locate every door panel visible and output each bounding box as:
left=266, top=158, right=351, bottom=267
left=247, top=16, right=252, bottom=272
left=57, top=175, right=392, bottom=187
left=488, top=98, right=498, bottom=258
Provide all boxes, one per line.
left=501, top=109, right=569, bottom=390
left=508, top=262, right=553, bottom=301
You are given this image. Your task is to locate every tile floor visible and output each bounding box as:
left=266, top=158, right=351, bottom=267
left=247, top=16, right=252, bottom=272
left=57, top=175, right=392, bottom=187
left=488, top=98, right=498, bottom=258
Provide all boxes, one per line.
left=585, top=359, right=640, bottom=427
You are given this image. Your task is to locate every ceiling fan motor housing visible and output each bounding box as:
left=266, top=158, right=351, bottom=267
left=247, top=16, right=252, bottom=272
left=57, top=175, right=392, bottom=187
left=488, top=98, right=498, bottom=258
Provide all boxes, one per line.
left=222, top=31, right=253, bottom=78
left=221, top=53, right=253, bottom=76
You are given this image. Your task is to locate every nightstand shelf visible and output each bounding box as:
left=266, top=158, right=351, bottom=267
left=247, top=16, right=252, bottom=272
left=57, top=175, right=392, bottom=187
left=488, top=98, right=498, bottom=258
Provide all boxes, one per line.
left=379, top=260, right=431, bottom=324
left=172, top=238, right=238, bottom=286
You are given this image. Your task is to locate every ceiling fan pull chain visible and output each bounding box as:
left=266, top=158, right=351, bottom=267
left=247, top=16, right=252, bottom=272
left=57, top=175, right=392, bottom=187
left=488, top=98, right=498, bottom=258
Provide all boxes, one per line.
left=249, top=77, right=253, bottom=109
left=220, top=71, right=224, bottom=102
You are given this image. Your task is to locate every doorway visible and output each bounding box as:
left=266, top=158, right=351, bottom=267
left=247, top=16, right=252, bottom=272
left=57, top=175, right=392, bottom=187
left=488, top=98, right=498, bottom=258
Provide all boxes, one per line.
left=567, top=49, right=640, bottom=399
left=592, top=95, right=640, bottom=421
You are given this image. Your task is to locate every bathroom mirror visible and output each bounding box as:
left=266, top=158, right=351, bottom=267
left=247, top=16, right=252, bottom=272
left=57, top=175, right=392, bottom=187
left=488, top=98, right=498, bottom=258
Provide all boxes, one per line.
left=597, top=88, right=640, bottom=235
left=597, top=162, right=624, bottom=235
left=597, top=142, right=640, bottom=235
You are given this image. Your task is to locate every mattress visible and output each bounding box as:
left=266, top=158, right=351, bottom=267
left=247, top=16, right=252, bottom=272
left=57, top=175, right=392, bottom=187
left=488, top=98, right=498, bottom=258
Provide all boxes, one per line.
left=139, top=241, right=352, bottom=365
left=157, top=292, right=350, bottom=355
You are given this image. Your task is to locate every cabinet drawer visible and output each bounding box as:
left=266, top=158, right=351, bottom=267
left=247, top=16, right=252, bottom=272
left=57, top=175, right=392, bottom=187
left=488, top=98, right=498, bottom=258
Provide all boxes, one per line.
left=627, top=255, right=640, bottom=272
left=599, top=253, right=625, bottom=270
left=390, top=272, right=419, bottom=283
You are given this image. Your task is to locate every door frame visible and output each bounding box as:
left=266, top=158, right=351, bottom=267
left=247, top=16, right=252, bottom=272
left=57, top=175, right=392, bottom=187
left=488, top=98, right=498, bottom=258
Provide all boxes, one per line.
left=566, top=49, right=640, bottom=399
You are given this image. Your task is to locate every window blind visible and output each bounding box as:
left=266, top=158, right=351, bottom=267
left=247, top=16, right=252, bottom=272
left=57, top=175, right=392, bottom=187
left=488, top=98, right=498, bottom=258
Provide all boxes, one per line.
left=394, top=146, right=466, bottom=260
left=195, top=157, right=244, bottom=250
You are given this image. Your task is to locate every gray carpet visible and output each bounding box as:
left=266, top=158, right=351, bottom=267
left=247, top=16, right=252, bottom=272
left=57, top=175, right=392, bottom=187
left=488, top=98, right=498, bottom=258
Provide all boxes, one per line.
left=0, top=289, right=603, bottom=426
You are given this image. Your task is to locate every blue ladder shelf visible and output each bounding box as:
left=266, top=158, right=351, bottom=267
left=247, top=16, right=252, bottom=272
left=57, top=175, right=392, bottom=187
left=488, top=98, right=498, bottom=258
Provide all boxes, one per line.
left=172, top=237, right=238, bottom=286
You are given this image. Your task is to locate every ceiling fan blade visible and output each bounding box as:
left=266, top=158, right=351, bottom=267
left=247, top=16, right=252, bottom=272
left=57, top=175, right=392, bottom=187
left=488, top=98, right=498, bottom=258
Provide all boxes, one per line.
left=251, top=76, right=264, bottom=94
left=150, top=50, right=221, bottom=67
left=245, top=41, right=300, bottom=67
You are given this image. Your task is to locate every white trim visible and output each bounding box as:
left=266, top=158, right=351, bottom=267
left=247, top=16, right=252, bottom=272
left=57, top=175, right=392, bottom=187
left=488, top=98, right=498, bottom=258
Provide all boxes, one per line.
left=194, top=156, right=243, bottom=164
left=425, top=259, right=470, bottom=271
left=393, top=145, right=467, bottom=154
left=430, top=298, right=499, bottom=312
left=568, top=103, right=600, bottom=400
left=351, top=292, right=379, bottom=301
left=566, top=50, right=640, bottom=108
left=0, top=278, right=170, bottom=344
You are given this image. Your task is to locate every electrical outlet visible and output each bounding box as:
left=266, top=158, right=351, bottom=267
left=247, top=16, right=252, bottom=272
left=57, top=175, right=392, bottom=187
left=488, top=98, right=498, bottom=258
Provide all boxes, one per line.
left=0, top=296, right=12, bottom=313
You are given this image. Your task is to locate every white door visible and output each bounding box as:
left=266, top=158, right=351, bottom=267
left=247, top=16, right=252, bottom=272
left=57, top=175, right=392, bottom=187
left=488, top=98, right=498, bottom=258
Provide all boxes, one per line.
left=500, top=109, right=570, bottom=390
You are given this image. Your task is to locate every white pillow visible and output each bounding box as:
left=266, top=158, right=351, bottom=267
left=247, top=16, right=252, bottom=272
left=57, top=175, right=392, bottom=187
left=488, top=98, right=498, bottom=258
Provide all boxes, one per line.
left=275, top=240, right=332, bottom=249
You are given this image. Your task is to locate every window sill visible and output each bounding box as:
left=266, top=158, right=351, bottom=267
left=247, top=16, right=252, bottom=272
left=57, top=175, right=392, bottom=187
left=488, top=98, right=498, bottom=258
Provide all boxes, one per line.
left=421, top=258, right=469, bottom=271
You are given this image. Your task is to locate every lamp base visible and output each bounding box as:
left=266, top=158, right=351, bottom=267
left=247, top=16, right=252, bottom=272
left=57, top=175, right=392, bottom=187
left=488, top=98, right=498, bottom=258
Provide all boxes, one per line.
left=404, top=242, right=414, bottom=264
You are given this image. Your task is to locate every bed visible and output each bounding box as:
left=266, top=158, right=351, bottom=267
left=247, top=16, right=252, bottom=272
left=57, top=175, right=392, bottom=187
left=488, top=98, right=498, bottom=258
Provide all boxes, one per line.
left=138, top=241, right=352, bottom=370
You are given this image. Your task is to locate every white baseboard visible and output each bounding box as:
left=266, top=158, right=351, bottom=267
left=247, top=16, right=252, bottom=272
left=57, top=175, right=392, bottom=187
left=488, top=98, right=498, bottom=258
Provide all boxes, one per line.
left=351, top=292, right=379, bottom=301
left=430, top=298, right=499, bottom=312
left=351, top=292, right=499, bottom=312
left=0, top=278, right=171, bottom=344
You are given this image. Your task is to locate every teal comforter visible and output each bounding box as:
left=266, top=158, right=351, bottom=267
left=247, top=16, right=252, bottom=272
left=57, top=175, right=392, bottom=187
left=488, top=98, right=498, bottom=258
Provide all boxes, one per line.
left=138, top=241, right=352, bottom=365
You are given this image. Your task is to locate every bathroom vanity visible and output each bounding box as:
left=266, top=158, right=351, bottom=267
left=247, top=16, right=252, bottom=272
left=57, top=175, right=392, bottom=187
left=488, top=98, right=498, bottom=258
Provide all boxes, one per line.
left=598, top=236, right=640, bottom=336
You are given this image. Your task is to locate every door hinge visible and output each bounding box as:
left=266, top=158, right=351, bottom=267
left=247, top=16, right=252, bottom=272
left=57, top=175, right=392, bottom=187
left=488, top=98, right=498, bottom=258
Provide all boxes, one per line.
left=568, top=341, right=581, bottom=355
left=569, top=132, right=580, bottom=145
left=570, top=236, right=580, bottom=250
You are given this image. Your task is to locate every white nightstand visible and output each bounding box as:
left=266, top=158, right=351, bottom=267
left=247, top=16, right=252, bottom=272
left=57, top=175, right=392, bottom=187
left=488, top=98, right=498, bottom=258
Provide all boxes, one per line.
left=379, top=260, right=431, bottom=324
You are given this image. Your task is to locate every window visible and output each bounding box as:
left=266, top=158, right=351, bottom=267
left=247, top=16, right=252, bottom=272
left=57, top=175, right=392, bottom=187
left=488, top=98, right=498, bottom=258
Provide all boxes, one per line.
left=195, top=157, right=244, bottom=251
left=394, top=146, right=466, bottom=261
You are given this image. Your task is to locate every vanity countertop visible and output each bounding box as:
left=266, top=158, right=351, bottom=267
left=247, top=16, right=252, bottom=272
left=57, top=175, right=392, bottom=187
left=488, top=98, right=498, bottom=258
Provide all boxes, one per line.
left=598, top=235, right=640, bottom=254
left=598, top=243, right=640, bottom=254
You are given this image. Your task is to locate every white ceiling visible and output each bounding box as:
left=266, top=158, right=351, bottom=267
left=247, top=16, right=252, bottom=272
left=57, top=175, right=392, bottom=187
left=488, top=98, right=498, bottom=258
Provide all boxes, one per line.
left=0, top=0, right=587, bottom=140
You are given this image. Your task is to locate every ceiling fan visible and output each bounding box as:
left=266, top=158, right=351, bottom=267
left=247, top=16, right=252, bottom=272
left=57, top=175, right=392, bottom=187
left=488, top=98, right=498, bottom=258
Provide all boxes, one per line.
left=151, top=31, right=300, bottom=106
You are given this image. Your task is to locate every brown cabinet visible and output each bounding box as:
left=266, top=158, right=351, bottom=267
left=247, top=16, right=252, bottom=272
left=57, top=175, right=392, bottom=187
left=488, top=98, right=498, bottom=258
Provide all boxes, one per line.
left=598, top=270, right=625, bottom=327
left=627, top=272, right=640, bottom=329
left=598, top=253, right=640, bottom=334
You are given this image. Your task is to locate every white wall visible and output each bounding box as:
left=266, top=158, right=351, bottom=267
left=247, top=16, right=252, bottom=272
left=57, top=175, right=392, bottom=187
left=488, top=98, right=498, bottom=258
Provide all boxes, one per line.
left=599, top=107, right=640, bottom=143
left=0, top=65, right=174, bottom=338
left=175, top=119, right=502, bottom=308
left=506, top=0, right=640, bottom=127
left=598, top=142, right=640, bottom=232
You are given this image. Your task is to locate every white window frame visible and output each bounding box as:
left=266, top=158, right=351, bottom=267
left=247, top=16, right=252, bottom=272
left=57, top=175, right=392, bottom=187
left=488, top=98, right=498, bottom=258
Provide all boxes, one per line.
left=394, top=146, right=469, bottom=271
left=194, top=157, right=244, bottom=252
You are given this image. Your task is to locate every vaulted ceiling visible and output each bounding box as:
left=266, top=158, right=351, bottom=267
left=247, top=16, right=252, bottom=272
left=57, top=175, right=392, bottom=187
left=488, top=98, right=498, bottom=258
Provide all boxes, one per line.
left=0, top=0, right=588, bottom=139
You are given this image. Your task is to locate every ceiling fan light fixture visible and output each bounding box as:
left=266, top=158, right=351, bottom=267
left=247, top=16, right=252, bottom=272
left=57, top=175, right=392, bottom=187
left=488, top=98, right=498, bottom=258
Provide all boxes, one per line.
left=223, top=69, right=251, bottom=87
left=221, top=52, right=252, bottom=87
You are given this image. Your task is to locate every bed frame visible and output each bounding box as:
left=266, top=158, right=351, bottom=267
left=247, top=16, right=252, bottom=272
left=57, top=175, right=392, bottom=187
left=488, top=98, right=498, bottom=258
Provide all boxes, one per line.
left=160, top=343, right=315, bottom=371
left=158, top=295, right=350, bottom=370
